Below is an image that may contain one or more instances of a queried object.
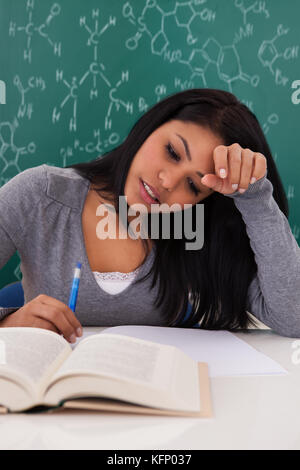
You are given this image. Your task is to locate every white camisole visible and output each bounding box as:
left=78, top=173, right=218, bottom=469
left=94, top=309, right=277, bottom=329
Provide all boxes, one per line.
left=93, top=266, right=141, bottom=295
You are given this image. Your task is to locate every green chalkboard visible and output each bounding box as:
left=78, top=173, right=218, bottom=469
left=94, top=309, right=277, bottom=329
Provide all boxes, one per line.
left=0, top=0, right=300, bottom=288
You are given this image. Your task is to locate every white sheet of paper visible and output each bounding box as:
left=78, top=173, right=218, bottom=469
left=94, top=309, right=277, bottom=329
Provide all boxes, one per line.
left=76, top=325, right=287, bottom=377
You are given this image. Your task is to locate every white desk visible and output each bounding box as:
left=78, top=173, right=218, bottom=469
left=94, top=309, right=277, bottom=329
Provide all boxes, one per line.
left=0, top=327, right=300, bottom=450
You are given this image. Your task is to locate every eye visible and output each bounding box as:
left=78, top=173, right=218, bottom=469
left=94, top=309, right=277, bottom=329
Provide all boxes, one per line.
left=165, top=143, right=181, bottom=162
left=165, top=143, right=200, bottom=196
left=187, top=177, right=200, bottom=196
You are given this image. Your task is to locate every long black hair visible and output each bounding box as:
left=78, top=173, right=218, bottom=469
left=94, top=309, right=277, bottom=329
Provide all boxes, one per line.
left=66, top=88, right=288, bottom=330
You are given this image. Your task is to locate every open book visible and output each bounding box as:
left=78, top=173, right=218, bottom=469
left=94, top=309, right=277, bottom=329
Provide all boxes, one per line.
left=0, top=327, right=212, bottom=417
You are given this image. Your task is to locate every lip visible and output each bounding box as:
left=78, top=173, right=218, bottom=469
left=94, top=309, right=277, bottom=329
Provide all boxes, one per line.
left=139, top=179, right=160, bottom=204
left=140, top=178, right=160, bottom=202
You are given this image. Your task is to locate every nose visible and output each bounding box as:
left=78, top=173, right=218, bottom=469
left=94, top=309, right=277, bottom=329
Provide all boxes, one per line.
left=159, top=168, right=182, bottom=193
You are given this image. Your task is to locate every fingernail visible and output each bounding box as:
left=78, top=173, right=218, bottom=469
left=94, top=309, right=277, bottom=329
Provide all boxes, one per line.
left=250, top=177, right=256, bottom=184
left=69, top=334, right=76, bottom=343
left=76, top=327, right=82, bottom=337
left=219, top=168, right=227, bottom=178
left=232, top=183, right=239, bottom=191
left=239, top=188, right=246, bottom=194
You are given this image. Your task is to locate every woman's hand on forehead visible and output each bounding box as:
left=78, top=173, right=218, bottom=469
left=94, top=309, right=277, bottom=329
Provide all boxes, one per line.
left=200, top=143, right=267, bottom=195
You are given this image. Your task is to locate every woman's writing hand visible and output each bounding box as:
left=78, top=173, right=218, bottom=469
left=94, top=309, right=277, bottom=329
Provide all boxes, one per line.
left=201, top=143, right=267, bottom=195
left=0, top=294, right=82, bottom=343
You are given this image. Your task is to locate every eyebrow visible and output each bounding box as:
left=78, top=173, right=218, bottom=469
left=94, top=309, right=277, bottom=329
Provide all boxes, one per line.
left=175, top=133, right=205, bottom=179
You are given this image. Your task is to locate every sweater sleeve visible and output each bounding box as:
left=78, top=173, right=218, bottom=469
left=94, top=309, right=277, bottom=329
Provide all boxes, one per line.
left=0, top=223, right=19, bottom=316
left=0, top=165, right=46, bottom=316
left=225, top=172, right=300, bottom=337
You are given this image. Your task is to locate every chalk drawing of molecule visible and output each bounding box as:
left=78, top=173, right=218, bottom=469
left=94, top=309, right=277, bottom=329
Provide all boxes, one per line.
left=258, top=24, right=299, bottom=86
left=8, top=0, right=62, bottom=64
left=122, top=1, right=259, bottom=92
left=79, top=8, right=117, bottom=100
left=60, top=128, right=120, bottom=167
left=13, top=74, right=46, bottom=120
left=52, top=69, right=133, bottom=133
left=0, top=118, right=36, bottom=182
left=52, top=8, right=134, bottom=132
left=234, top=0, right=270, bottom=26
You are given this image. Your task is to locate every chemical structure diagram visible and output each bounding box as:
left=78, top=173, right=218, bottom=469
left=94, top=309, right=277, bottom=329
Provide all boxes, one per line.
left=2, top=0, right=59, bottom=181
left=122, top=0, right=298, bottom=92
left=233, top=0, right=270, bottom=45
left=8, top=0, right=62, bottom=64
left=0, top=117, right=36, bottom=184
left=258, top=24, right=299, bottom=87
left=122, top=0, right=261, bottom=92
left=58, top=81, right=168, bottom=166
left=52, top=8, right=134, bottom=133
left=234, top=0, right=270, bottom=27
left=52, top=69, right=133, bottom=133
left=13, top=74, right=46, bottom=120
left=58, top=81, right=168, bottom=167
left=60, top=128, right=120, bottom=167
left=0, top=74, right=45, bottom=182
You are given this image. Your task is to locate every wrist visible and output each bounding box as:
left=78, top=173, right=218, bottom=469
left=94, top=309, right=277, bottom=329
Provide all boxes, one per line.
left=0, top=310, right=18, bottom=327
left=225, top=171, right=269, bottom=199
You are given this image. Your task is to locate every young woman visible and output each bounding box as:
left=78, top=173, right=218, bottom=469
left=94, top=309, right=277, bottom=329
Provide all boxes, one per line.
left=0, top=88, right=299, bottom=341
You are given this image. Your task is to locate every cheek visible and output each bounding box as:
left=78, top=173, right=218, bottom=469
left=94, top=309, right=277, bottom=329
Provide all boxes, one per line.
left=138, top=136, right=162, bottom=167
left=132, top=154, right=161, bottom=184
left=168, top=192, right=194, bottom=208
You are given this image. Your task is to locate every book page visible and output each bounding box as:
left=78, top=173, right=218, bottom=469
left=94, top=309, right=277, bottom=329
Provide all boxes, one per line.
left=52, top=334, right=170, bottom=387
left=46, top=333, right=200, bottom=412
left=0, top=328, right=71, bottom=397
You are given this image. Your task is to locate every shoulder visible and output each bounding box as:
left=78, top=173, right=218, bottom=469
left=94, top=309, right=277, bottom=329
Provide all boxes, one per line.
left=44, top=164, right=90, bottom=209
left=0, top=164, right=47, bottom=207
left=0, top=164, right=90, bottom=211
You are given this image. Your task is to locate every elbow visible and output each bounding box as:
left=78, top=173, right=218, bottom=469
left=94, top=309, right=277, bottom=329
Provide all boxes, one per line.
left=275, top=326, right=300, bottom=338
left=250, top=312, right=300, bottom=338
left=267, top=317, right=300, bottom=338
left=250, top=299, right=300, bottom=338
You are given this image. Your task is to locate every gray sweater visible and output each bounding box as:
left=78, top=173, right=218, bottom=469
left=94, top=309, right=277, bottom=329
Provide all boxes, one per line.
left=0, top=164, right=300, bottom=336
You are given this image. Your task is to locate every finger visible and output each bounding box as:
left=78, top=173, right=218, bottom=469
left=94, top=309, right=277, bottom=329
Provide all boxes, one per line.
left=201, top=173, right=223, bottom=192
left=213, top=145, right=229, bottom=179
left=31, top=317, right=60, bottom=334
left=228, top=143, right=242, bottom=191
left=251, top=153, right=267, bottom=182
left=238, top=149, right=255, bottom=193
left=37, top=294, right=82, bottom=337
left=34, top=303, right=78, bottom=343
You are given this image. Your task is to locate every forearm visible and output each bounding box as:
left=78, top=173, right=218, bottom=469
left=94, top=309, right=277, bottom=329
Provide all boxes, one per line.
left=226, top=174, right=300, bottom=336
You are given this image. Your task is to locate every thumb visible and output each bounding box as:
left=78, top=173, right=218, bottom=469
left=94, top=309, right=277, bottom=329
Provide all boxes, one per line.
left=201, top=174, right=222, bottom=191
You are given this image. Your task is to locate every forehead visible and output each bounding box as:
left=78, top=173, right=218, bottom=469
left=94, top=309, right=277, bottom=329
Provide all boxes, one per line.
left=161, top=119, right=220, bottom=140
left=160, top=120, right=224, bottom=164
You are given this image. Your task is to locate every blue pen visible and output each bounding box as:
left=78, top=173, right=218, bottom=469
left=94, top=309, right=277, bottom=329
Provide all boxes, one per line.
left=68, top=262, right=82, bottom=312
